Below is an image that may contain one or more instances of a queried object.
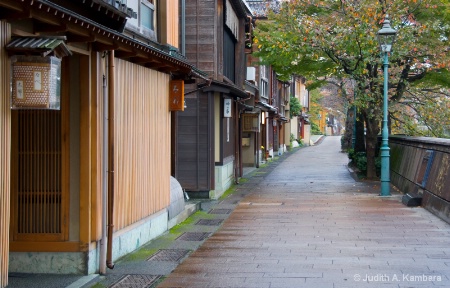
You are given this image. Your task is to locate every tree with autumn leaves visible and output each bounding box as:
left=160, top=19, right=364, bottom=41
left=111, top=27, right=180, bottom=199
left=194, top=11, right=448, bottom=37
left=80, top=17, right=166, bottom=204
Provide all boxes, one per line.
left=253, top=0, right=450, bottom=179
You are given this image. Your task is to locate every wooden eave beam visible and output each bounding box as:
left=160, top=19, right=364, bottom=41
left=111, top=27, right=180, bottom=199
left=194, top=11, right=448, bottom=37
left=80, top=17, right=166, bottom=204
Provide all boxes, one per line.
left=0, top=0, right=24, bottom=11
left=115, top=50, right=139, bottom=59
left=0, top=10, right=31, bottom=21
left=67, top=34, right=96, bottom=43
left=159, top=66, right=181, bottom=74
left=34, top=22, right=68, bottom=34
left=133, top=57, right=162, bottom=65
left=145, top=62, right=173, bottom=70
left=92, top=41, right=119, bottom=52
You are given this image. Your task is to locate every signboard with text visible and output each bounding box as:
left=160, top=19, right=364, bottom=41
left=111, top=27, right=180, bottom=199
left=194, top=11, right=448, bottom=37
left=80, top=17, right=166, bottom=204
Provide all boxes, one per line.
left=169, top=80, right=184, bottom=111
left=224, top=98, right=232, bottom=117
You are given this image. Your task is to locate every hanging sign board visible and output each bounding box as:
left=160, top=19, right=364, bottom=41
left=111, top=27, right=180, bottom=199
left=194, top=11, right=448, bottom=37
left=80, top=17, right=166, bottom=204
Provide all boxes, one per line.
left=224, top=98, right=232, bottom=118
left=169, top=80, right=185, bottom=111
left=11, top=55, right=61, bottom=110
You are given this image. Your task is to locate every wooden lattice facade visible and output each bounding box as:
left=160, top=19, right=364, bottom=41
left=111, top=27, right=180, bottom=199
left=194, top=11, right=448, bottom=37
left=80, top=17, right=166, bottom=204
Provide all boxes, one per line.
left=0, top=0, right=202, bottom=282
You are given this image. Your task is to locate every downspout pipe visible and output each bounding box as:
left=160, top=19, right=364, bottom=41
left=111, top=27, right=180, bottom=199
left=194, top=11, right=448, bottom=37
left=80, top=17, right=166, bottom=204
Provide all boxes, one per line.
left=181, top=0, right=186, bottom=56
left=106, top=51, right=115, bottom=269
left=234, top=100, right=240, bottom=184
left=99, top=74, right=108, bottom=274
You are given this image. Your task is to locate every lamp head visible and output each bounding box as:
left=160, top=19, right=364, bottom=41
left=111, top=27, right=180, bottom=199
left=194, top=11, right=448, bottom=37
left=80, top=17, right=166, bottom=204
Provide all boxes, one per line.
left=377, top=14, right=397, bottom=53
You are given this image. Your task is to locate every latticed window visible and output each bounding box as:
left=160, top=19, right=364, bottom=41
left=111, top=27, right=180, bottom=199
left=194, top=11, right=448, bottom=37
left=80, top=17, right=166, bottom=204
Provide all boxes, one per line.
left=11, top=110, right=68, bottom=241
left=242, top=114, right=259, bottom=132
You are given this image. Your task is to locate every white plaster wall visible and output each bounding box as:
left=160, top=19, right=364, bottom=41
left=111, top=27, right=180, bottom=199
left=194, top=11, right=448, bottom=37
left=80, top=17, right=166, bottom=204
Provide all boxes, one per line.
left=9, top=252, right=86, bottom=274
left=111, top=209, right=167, bottom=262
left=212, top=161, right=234, bottom=199
left=291, top=117, right=298, bottom=140
left=303, top=124, right=311, bottom=146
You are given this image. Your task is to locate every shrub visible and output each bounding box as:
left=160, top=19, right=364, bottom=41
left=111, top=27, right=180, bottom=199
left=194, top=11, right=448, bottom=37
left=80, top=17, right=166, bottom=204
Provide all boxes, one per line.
left=311, top=122, right=322, bottom=135
left=348, top=149, right=367, bottom=174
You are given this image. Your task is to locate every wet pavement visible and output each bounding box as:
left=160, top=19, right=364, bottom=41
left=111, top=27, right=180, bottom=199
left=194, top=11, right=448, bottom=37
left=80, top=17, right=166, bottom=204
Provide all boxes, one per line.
left=157, top=136, right=450, bottom=288
left=7, top=136, right=450, bottom=288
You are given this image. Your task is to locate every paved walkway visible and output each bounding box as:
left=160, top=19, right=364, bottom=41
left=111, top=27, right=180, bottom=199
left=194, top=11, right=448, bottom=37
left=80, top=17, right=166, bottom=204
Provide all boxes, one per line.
left=8, top=136, right=450, bottom=288
left=158, top=136, right=450, bottom=288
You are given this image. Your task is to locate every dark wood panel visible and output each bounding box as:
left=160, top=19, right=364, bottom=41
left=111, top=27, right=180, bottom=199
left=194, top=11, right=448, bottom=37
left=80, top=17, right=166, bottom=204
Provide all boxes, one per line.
left=176, top=89, right=213, bottom=191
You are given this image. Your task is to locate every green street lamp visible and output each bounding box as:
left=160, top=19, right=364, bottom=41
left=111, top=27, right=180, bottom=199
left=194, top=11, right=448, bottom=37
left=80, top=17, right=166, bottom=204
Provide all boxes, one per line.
left=377, top=14, right=397, bottom=196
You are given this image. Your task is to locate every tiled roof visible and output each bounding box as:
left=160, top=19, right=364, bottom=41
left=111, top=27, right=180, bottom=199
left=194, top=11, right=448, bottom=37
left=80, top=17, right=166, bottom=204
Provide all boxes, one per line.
left=245, top=0, right=281, bottom=17
left=6, top=36, right=72, bottom=58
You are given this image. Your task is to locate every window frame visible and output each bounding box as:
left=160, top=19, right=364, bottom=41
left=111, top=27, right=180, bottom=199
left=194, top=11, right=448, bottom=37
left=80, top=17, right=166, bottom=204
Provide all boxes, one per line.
left=260, top=65, right=269, bottom=100
left=140, top=0, right=156, bottom=40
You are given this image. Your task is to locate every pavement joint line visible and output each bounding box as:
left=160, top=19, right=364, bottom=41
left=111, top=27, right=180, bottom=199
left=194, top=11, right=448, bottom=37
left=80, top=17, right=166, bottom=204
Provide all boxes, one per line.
left=65, top=274, right=99, bottom=288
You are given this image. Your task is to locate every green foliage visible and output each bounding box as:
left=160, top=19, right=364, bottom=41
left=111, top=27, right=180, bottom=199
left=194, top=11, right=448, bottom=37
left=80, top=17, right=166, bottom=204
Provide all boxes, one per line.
left=348, top=148, right=355, bottom=161
left=289, top=96, right=302, bottom=118
left=311, top=122, right=322, bottom=135
left=290, top=133, right=296, bottom=143
left=253, top=0, right=450, bottom=177
left=415, top=69, right=450, bottom=88
left=348, top=149, right=381, bottom=177
left=254, top=0, right=450, bottom=120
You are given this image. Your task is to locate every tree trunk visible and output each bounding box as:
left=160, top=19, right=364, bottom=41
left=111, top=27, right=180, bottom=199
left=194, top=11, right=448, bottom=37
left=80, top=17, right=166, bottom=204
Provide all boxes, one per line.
left=354, top=112, right=365, bottom=153
left=363, top=109, right=380, bottom=180
left=341, top=107, right=354, bottom=151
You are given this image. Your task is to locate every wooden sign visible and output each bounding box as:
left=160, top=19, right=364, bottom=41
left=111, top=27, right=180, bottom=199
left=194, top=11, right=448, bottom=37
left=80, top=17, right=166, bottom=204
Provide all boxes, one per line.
left=11, top=55, right=61, bottom=110
left=224, top=98, right=232, bottom=117
left=169, top=80, right=184, bottom=111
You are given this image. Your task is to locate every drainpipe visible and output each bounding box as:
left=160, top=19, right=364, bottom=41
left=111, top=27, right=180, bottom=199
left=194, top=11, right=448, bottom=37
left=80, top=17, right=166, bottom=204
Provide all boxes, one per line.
left=234, top=100, right=239, bottom=184
left=255, top=129, right=259, bottom=168
left=181, top=0, right=186, bottom=56
left=99, top=74, right=108, bottom=274
left=106, top=51, right=115, bottom=269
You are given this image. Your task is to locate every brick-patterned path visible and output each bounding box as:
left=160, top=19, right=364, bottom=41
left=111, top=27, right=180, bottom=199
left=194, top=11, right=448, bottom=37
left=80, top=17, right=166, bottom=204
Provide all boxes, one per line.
left=158, top=136, right=450, bottom=288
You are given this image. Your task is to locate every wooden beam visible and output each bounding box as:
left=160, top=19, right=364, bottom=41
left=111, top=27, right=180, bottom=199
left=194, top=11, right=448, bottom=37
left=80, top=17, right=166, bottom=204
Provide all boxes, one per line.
left=0, top=0, right=25, bottom=11
left=115, top=50, right=139, bottom=59
left=10, top=241, right=81, bottom=252
left=146, top=62, right=174, bottom=71
left=34, top=22, right=68, bottom=34
left=0, top=10, right=31, bottom=21
left=79, top=54, right=92, bottom=252
left=92, top=41, right=119, bottom=52
left=67, top=34, right=96, bottom=43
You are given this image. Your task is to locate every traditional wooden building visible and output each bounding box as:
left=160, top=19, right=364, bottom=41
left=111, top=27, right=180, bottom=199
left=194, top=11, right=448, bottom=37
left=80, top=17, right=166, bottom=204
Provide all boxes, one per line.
left=246, top=0, right=288, bottom=161
left=0, top=0, right=206, bottom=284
left=172, top=0, right=254, bottom=199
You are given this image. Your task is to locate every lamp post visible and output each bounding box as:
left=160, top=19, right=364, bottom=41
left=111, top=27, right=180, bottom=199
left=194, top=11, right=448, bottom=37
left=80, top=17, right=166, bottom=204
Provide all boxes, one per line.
left=377, top=14, right=397, bottom=196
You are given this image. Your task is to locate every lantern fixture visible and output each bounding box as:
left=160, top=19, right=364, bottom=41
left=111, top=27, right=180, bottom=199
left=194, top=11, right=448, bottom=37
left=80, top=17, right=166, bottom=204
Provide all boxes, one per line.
left=377, top=15, right=397, bottom=53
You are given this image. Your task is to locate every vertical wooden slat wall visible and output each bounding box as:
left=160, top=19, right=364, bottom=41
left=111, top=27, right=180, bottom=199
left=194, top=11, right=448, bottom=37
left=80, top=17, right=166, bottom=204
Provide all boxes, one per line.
left=0, top=20, right=11, bottom=288
left=159, top=0, right=179, bottom=48
left=114, top=58, right=171, bottom=230
left=167, top=0, right=179, bottom=48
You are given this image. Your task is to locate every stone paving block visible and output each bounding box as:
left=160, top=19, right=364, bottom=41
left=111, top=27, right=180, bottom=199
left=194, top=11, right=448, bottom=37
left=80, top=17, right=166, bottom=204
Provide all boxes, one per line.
left=156, top=277, right=210, bottom=288
left=258, top=278, right=309, bottom=288
left=206, top=276, right=271, bottom=288
left=262, top=272, right=323, bottom=278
